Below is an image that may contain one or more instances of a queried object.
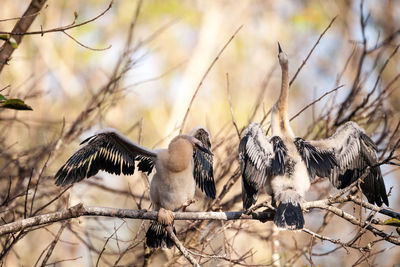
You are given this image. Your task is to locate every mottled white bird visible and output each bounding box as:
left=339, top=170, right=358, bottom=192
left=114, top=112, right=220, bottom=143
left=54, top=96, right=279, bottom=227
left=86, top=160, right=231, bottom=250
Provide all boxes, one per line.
left=55, top=127, right=215, bottom=248
left=239, top=43, right=388, bottom=230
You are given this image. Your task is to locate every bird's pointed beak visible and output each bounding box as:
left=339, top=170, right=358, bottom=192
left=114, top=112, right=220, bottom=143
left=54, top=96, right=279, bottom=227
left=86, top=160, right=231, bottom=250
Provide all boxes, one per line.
left=190, top=137, right=213, bottom=155
left=195, top=142, right=213, bottom=155
left=278, top=42, right=283, bottom=53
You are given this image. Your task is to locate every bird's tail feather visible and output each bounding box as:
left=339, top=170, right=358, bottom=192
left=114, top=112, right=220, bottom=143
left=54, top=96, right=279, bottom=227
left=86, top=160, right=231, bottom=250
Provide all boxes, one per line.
left=145, top=221, right=176, bottom=249
left=274, top=191, right=304, bottom=230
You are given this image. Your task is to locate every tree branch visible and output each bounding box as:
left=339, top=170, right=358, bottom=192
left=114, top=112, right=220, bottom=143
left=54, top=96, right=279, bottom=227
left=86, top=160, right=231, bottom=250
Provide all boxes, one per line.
left=0, top=0, right=114, bottom=72
left=0, top=203, right=273, bottom=236
left=179, top=25, right=243, bottom=134
left=166, top=226, right=200, bottom=267
left=0, top=0, right=48, bottom=72
left=1, top=199, right=399, bottom=246
left=289, top=16, right=337, bottom=86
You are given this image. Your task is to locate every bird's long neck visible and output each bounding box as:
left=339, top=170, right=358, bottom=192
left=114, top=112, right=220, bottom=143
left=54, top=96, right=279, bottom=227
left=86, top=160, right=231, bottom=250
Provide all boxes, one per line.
left=271, top=62, right=294, bottom=137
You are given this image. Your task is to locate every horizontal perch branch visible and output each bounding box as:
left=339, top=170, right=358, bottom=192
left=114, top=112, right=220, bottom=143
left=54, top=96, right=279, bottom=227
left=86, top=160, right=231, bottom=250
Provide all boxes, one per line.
left=0, top=203, right=273, bottom=236
left=1, top=199, right=399, bottom=245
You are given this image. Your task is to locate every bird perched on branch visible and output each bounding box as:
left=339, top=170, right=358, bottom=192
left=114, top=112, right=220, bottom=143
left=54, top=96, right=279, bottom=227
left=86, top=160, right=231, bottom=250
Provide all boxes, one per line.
left=239, top=43, right=388, bottom=230
left=55, top=127, right=215, bottom=248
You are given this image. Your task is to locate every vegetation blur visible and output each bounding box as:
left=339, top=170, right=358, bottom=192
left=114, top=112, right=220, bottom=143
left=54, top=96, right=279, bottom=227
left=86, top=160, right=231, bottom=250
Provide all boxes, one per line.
left=1, top=0, right=400, bottom=266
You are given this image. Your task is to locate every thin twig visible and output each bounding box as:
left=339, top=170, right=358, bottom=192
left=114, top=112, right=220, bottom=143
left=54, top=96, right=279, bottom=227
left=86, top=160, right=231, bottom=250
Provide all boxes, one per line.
left=289, top=16, right=337, bottom=86
left=95, top=222, right=125, bottom=267
left=0, top=11, right=42, bottom=23
left=180, top=25, right=243, bottom=134
left=0, top=0, right=48, bottom=72
left=63, top=31, right=111, bottom=51
left=226, top=73, right=241, bottom=140
left=0, top=0, right=114, bottom=36
left=30, top=152, right=52, bottom=216
left=40, top=222, right=67, bottom=267
left=24, top=168, right=33, bottom=219
left=166, top=226, right=200, bottom=267
left=290, top=85, right=344, bottom=122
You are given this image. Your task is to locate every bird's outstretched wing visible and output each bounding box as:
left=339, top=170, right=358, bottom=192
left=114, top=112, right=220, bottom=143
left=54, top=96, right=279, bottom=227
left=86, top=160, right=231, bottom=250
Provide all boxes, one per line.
left=191, top=127, right=216, bottom=199
left=308, top=121, right=388, bottom=206
left=55, top=129, right=157, bottom=186
left=239, top=123, right=287, bottom=209
left=294, top=137, right=337, bottom=179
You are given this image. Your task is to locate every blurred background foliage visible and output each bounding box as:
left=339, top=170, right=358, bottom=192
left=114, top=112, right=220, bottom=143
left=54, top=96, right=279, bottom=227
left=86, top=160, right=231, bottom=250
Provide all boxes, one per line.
left=0, top=0, right=399, bottom=266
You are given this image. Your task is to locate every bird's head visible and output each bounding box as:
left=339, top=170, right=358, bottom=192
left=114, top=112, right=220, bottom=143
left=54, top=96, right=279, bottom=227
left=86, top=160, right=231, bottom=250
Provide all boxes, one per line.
left=190, top=127, right=212, bottom=150
left=277, top=42, right=288, bottom=66
left=185, top=135, right=213, bottom=155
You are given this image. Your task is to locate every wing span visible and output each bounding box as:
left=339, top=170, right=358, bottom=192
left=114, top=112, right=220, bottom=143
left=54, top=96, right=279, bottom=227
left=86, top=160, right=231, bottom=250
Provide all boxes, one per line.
left=55, top=129, right=157, bottom=186
left=191, top=127, right=216, bottom=199
left=309, top=122, right=388, bottom=206
left=239, top=123, right=287, bottom=209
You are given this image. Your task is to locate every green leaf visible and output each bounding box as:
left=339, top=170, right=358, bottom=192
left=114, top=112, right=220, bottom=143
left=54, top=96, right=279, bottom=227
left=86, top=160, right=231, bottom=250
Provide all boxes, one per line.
left=1, top=99, right=33, bottom=110
left=383, top=218, right=400, bottom=227
left=0, top=34, right=10, bottom=41
left=0, top=94, right=6, bottom=102
left=8, top=37, right=18, bottom=49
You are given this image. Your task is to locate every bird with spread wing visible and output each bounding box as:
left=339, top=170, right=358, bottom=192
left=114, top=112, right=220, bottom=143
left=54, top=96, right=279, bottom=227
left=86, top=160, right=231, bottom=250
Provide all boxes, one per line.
left=239, top=43, right=388, bottom=230
left=55, top=127, right=215, bottom=248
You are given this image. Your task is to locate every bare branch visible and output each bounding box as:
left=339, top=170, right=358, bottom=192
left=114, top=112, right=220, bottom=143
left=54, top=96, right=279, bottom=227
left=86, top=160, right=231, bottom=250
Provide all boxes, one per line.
left=1, top=200, right=399, bottom=245
left=62, top=31, right=111, bottom=51
left=180, top=25, right=243, bottom=134
left=166, top=226, right=200, bottom=267
left=0, top=0, right=114, bottom=36
left=226, top=73, right=241, bottom=140
left=290, top=85, right=344, bottom=122
left=40, top=222, right=67, bottom=267
left=289, top=16, right=337, bottom=86
left=0, top=0, right=114, bottom=72
left=0, top=0, right=48, bottom=72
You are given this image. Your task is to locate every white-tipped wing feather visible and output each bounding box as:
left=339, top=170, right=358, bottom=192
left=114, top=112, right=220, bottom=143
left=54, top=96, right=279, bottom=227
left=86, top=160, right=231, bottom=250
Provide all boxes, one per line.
left=55, top=129, right=157, bottom=186
left=239, top=123, right=287, bottom=209
left=309, top=122, right=388, bottom=206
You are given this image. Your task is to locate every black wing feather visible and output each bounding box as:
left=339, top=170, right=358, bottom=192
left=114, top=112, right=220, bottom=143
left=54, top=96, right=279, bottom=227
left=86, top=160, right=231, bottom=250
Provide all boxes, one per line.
left=309, top=122, right=388, bottom=206
left=193, top=150, right=215, bottom=198
left=294, top=137, right=337, bottom=179
left=137, top=156, right=155, bottom=175
left=55, top=130, right=156, bottom=186
left=239, top=123, right=286, bottom=209
left=239, top=133, right=262, bottom=209
left=271, top=136, right=287, bottom=176
left=191, top=128, right=215, bottom=199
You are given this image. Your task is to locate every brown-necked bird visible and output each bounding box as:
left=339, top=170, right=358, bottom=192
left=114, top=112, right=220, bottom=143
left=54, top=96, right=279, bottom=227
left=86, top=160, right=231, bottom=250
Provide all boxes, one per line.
left=55, top=127, right=215, bottom=248
left=239, top=43, right=388, bottom=230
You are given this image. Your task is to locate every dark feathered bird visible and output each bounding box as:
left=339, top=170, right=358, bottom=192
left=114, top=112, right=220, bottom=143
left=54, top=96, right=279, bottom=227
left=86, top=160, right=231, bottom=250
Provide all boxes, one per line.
left=55, top=127, right=215, bottom=248
left=239, top=43, right=388, bottom=230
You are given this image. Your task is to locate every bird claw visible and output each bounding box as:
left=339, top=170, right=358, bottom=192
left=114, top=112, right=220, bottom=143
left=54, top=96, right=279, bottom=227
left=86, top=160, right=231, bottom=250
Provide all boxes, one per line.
left=181, top=199, right=195, bottom=211
left=158, top=208, right=174, bottom=225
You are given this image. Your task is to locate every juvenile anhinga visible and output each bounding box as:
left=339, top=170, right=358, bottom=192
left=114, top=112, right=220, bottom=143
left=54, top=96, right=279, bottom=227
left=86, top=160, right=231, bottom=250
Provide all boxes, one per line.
left=55, top=127, right=215, bottom=248
left=239, top=43, right=388, bottom=230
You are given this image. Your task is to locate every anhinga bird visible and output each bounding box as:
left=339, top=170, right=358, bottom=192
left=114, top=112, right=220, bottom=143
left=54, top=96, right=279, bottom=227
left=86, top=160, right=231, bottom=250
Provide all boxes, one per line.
left=55, top=127, right=215, bottom=248
left=239, top=43, right=388, bottom=230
